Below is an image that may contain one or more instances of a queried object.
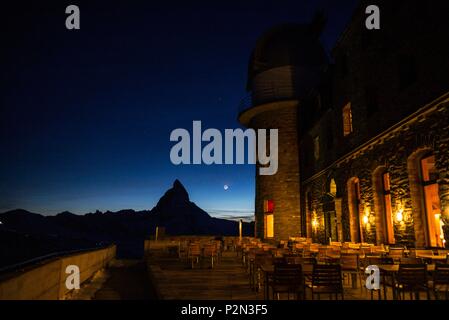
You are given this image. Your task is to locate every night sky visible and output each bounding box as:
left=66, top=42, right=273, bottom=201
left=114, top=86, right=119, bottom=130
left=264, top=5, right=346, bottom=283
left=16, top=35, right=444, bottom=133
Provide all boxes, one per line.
left=1, top=0, right=358, bottom=218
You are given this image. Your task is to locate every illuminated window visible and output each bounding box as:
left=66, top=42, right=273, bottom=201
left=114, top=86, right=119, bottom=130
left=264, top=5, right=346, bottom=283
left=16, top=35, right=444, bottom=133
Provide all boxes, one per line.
left=330, top=179, right=337, bottom=196
left=420, top=155, right=443, bottom=247
left=265, top=214, right=274, bottom=239
left=264, top=200, right=274, bottom=239
left=382, top=172, right=395, bottom=244
left=314, top=136, right=320, bottom=160
left=343, top=103, right=353, bottom=136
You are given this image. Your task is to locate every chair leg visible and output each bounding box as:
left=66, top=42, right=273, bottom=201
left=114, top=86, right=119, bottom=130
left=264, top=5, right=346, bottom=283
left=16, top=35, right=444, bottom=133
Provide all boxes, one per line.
left=359, top=273, right=363, bottom=293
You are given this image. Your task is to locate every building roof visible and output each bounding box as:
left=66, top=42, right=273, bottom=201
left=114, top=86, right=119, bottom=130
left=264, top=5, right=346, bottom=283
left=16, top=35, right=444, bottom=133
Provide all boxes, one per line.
left=246, top=16, right=328, bottom=90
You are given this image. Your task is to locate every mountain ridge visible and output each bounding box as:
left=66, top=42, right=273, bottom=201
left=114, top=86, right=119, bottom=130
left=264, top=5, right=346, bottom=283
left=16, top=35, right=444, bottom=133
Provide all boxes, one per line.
left=0, top=180, right=254, bottom=264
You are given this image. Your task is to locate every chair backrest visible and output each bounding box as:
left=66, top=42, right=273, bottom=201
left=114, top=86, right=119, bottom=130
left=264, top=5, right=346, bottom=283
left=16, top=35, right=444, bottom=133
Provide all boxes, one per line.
left=400, top=257, right=423, bottom=265
left=415, top=249, right=434, bottom=257
left=381, top=257, right=395, bottom=265
left=254, top=253, right=271, bottom=265
left=340, top=254, right=359, bottom=270
left=312, top=264, right=343, bottom=289
left=284, top=255, right=302, bottom=265
left=349, top=243, right=361, bottom=249
left=366, top=257, right=384, bottom=266
left=437, top=250, right=449, bottom=257
left=434, top=264, right=449, bottom=285
left=397, top=264, right=427, bottom=286
left=300, top=257, right=317, bottom=265
left=318, top=247, right=327, bottom=256
left=371, top=245, right=385, bottom=253
left=189, top=244, right=201, bottom=256
left=388, top=248, right=404, bottom=259
left=273, top=264, right=303, bottom=286
left=203, top=244, right=216, bottom=256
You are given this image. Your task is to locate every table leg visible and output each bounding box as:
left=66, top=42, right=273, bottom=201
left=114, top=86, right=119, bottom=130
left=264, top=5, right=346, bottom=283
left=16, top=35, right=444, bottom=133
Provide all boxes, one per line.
left=265, top=272, right=269, bottom=300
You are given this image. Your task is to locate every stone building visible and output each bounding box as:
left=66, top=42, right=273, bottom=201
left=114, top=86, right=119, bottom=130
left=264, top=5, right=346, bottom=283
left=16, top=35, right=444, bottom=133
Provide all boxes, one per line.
left=239, top=1, right=449, bottom=248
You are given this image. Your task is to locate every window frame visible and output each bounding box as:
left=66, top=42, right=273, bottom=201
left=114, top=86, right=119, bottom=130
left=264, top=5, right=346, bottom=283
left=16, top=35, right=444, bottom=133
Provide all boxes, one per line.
left=342, top=102, right=353, bottom=137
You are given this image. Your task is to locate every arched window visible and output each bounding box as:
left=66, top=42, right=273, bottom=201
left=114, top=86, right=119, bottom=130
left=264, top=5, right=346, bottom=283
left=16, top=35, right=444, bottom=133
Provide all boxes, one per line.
left=408, top=149, right=445, bottom=248
left=330, top=179, right=337, bottom=196
left=342, top=103, right=353, bottom=137
left=420, top=155, right=444, bottom=247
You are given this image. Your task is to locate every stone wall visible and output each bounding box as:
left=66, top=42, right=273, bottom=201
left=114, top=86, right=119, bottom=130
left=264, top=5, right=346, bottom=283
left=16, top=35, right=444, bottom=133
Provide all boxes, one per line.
left=302, top=98, right=449, bottom=248
left=0, top=245, right=116, bottom=300
left=250, top=102, right=301, bottom=240
left=298, top=1, right=449, bottom=248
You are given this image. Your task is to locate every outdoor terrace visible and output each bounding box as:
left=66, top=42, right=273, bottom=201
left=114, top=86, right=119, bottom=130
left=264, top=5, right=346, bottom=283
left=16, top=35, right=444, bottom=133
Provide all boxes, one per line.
left=145, top=237, right=449, bottom=300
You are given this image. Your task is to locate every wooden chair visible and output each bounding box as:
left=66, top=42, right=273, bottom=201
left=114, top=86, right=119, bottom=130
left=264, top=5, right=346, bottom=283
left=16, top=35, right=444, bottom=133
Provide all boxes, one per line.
left=203, top=244, right=218, bottom=268
left=284, top=254, right=302, bottom=265
left=251, top=253, right=272, bottom=291
left=307, top=264, right=344, bottom=300
left=388, top=247, right=405, bottom=263
left=317, top=247, right=328, bottom=264
left=188, top=243, right=201, bottom=269
left=270, top=264, right=304, bottom=300
left=340, top=254, right=363, bottom=291
left=395, top=264, right=430, bottom=300
left=431, top=264, right=449, bottom=300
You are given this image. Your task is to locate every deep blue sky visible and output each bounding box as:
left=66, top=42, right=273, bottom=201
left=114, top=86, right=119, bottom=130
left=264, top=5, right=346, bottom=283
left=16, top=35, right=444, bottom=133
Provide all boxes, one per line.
left=1, top=0, right=358, bottom=218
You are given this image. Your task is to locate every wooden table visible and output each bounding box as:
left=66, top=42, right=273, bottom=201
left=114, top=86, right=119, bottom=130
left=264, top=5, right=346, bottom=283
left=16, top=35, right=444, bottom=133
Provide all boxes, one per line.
left=325, top=253, right=341, bottom=259
left=372, top=250, right=388, bottom=255
left=416, top=254, right=447, bottom=262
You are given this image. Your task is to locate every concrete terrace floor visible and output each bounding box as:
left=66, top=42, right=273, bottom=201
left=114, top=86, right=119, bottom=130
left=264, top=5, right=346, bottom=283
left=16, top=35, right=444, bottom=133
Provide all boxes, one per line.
left=71, top=260, right=157, bottom=300
left=148, top=251, right=259, bottom=300
left=71, top=251, right=414, bottom=300
left=147, top=251, right=390, bottom=300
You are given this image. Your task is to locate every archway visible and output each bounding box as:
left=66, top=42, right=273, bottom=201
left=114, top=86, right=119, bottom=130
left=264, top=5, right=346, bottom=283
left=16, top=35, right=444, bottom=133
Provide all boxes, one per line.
left=408, top=148, right=444, bottom=248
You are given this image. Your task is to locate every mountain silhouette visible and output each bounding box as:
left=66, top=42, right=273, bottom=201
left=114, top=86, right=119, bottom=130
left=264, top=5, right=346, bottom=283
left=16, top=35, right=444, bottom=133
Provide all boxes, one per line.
left=0, top=180, right=254, bottom=265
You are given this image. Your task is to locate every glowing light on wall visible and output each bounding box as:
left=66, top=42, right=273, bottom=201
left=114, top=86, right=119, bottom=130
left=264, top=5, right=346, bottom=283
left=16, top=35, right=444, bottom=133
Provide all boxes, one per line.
left=312, top=212, right=319, bottom=230
left=396, top=210, right=404, bottom=222
left=363, top=215, right=369, bottom=225
left=436, top=213, right=446, bottom=246
left=363, top=205, right=370, bottom=225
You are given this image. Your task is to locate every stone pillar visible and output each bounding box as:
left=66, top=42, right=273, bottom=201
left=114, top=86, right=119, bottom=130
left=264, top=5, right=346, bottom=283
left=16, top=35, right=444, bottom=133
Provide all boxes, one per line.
left=335, top=198, right=343, bottom=242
